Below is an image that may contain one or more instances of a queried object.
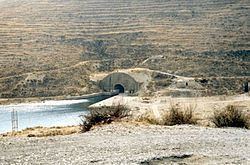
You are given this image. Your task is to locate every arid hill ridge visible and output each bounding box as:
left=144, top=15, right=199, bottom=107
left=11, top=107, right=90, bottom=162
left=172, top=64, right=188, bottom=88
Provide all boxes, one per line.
left=0, top=0, right=249, bottom=97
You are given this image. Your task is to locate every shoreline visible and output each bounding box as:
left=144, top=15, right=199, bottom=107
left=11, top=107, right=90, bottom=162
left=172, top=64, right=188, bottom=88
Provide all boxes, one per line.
left=0, top=96, right=68, bottom=106
left=0, top=91, right=118, bottom=105
left=0, top=125, right=80, bottom=138
left=1, top=94, right=249, bottom=137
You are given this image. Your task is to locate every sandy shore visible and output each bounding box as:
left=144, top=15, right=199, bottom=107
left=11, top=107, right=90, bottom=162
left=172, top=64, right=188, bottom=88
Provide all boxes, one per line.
left=0, top=122, right=249, bottom=164
left=90, top=94, right=250, bottom=126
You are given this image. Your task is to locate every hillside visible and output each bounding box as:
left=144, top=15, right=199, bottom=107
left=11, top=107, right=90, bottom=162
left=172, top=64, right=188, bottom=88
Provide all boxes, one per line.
left=0, top=0, right=249, bottom=97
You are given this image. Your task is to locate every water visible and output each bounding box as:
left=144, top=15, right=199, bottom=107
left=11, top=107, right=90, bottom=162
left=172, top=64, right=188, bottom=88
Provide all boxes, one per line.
left=0, top=99, right=97, bottom=133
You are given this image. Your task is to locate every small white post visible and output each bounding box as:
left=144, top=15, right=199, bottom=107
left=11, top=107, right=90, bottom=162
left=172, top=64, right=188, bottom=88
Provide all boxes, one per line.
left=11, top=109, right=18, bottom=132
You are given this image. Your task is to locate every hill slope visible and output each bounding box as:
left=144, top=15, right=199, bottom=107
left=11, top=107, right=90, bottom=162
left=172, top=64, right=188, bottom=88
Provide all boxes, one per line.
left=0, top=0, right=249, bottom=97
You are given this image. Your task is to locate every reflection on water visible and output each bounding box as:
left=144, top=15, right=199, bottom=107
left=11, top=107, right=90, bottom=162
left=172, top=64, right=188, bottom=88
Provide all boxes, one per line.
left=0, top=99, right=94, bottom=133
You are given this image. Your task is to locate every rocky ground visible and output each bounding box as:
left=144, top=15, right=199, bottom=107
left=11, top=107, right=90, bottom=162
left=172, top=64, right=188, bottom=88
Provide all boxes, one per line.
left=0, top=122, right=249, bottom=164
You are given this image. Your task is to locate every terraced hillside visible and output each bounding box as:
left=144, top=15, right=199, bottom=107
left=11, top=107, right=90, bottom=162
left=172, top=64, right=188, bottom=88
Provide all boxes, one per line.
left=0, top=0, right=249, bottom=97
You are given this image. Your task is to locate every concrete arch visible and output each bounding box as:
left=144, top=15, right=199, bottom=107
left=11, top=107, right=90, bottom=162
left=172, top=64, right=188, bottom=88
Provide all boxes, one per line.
left=99, top=72, right=139, bottom=94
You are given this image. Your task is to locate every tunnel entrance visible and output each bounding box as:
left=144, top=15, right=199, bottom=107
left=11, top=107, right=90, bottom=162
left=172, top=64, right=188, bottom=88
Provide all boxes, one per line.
left=114, top=84, right=125, bottom=93
left=243, top=82, right=249, bottom=93
left=99, top=72, right=140, bottom=95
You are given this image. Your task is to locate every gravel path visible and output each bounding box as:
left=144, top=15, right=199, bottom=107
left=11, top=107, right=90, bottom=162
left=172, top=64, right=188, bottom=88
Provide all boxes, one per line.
left=0, top=123, right=249, bottom=164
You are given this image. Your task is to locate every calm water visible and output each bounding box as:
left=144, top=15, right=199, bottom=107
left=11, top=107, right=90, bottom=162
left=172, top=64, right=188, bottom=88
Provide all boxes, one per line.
left=0, top=99, right=97, bottom=133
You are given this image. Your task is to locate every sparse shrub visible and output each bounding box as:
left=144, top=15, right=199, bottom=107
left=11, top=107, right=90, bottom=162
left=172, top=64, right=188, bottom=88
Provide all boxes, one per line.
left=80, top=105, right=130, bottom=132
left=136, top=104, right=197, bottom=126
left=212, top=105, right=249, bottom=129
left=163, top=104, right=197, bottom=125
left=136, top=110, right=161, bottom=125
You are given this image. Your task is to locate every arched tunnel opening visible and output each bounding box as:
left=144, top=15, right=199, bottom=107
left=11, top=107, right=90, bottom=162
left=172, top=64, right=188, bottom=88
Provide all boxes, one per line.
left=114, top=84, right=125, bottom=93
left=244, top=82, right=249, bottom=93
left=99, top=72, right=139, bottom=95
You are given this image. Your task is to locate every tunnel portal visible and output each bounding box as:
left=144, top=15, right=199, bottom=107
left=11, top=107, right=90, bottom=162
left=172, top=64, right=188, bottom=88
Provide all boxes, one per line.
left=99, top=72, right=139, bottom=94
left=114, top=84, right=125, bottom=93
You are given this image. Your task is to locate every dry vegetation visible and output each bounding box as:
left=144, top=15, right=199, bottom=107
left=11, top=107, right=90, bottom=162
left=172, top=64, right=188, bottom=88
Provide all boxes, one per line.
left=0, top=0, right=249, bottom=98
left=212, top=105, right=249, bottom=129
left=163, top=104, right=198, bottom=126
left=80, top=105, right=130, bottom=132
left=134, top=100, right=249, bottom=129
left=1, top=102, right=249, bottom=137
left=137, top=104, right=197, bottom=126
left=1, top=126, right=79, bottom=137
